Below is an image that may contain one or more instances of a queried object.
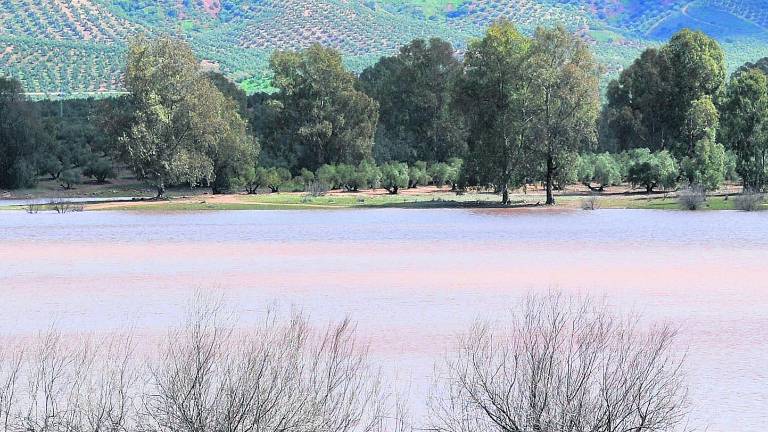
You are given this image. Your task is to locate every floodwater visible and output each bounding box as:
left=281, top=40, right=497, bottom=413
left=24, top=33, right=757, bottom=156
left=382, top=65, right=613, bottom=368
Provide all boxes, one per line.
left=1, top=209, right=766, bottom=431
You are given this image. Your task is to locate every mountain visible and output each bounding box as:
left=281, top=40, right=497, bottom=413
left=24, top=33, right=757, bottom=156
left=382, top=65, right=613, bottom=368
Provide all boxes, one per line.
left=1, top=0, right=767, bottom=96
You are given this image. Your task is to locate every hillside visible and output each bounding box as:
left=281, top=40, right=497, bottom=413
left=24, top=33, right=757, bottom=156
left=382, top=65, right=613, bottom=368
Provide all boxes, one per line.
left=1, top=0, right=767, bottom=96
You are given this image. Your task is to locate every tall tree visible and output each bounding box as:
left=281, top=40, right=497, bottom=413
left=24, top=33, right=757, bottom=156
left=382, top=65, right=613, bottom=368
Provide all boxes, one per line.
left=453, top=20, right=532, bottom=204
left=600, top=29, right=726, bottom=157
left=121, top=35, right=256, bottom=197
left=265, top=44, right=379, bottom=171
left=0, top=76, right=49, bottom=189
left=720, top=68, right=768, bottom=191
left=528, top=26, right=601, bottom=205
left=359, top=38, right=465, bottom=163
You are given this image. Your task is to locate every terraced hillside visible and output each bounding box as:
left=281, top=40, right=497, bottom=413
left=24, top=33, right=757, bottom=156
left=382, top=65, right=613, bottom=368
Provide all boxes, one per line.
left=1, top=0, right=767, bottom=96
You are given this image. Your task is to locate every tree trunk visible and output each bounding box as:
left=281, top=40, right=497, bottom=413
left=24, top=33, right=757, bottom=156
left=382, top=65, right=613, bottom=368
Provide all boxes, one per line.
left=501, top=184, right=509, bottom=205
left=545, top=155, right=555, bottom=205
left=156, top=182, right=165, bottom=199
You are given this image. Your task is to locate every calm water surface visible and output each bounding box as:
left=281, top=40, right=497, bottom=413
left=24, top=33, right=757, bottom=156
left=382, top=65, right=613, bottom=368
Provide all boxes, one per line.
left=1, top=209, right=766, bottom=431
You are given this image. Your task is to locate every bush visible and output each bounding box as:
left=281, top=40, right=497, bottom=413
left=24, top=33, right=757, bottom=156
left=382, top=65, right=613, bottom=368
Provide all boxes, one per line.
left=336, top=164, right=366, bottom=191
left=429, top=162, right=451, bottom=187
left=83, top=156, right=116, bottom=183
left=316, top=164, right=340, bottom=190
left=299, top=168, right=315, bottom=188
left=626, top=149, right=678, bottom=192
left=578, top=153, right=621, bottom=191
left=380, top=162, right=409, bottom=194
left=59, top=168, right=82, bottom=190
left=408, top=161, right=429, bottom=188
left=733, top=191, right=765, bottom=211
left=357, top=160, right=381, bottom=189
left=681, top=139, right=725, bottom=191
left=678, top=185, right=706, bottom=210
left=265, top=167, right=292, bottom=193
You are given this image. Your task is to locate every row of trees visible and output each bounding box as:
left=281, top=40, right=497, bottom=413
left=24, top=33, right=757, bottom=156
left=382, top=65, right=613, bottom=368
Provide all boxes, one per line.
left=2, top=23, right=767, bottom=201
left=0, top=293, right=689, bottom=432
left=245, top=159, right=464, bottom=195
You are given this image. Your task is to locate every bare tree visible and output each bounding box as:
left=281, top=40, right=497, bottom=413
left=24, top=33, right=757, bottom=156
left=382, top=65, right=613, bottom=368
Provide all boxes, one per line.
left=139, top=298, right=392, bottom=432
left=0, top=339, right=24, bottom=432
left=429, top=293, right=690, bottom=432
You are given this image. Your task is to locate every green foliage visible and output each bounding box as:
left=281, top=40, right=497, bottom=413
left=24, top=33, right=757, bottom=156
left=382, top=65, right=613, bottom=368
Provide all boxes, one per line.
left=263, top=167, right=292, bottom=193
left=626, top=149, right=679, bottom=192
left=59, top=167, right=82, bottom=190
left=407, top=161, right=430, bottom=188
left=359, top=38, right=465, bottom=163
left=121, top=35, right=255, bottom=197
left=264, top=44, right=378, bottom=171
left=528, top=26, right=601, bottom=204
left=456, top=22, right=599, bottom=204
left=299, top=168, right=316, bottom=188
left=0, top=76, right=48, bottom=189
left=720, top=67, right=768, bottom=191
left=681, top=139, right=726, bottom=191
left=357, top=160, right=382, bottom=189
left=601, top=29, right=726, bottom=157
left=578, top=153, right=622, bottom=190
left=83, top=156, right=116, bottom=183
left=316, top=164, right=341, bottom=190
left=454, top=20, right=532, bottom=204
left=337, top=164, right=367, bottom=192
left=380, top=162, right=409, bottom=194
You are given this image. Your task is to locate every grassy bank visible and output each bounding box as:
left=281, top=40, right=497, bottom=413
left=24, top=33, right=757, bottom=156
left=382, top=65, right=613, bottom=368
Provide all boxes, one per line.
left=3, top=181, right=764, bottom=212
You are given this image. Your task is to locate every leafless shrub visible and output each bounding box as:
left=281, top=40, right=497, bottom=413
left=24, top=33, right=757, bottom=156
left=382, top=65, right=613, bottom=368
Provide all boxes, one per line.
left=429, top=293, right=690, bottom=432
left=733, top=191, right=765, bottom=211
left=581, top=195, right=600, bottom=210
left=25, top=204, right=41, bottom=214
left=678, top=186, right=706, bottom=211
left=0, top=299, right=397, bottom=432
left=139, top=298, right=391, bottom=432
left=0, top=329, right=138, bottom=432
left=47, top=199, right=84, bottom=214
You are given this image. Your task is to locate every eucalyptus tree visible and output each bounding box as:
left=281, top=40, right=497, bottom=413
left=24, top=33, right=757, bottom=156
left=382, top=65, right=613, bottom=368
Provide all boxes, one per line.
left=601, top=29, right=726, bottom=157
left=0, top=76, right=48, bottom=189
left=453, top=20, right=532, bottom=204
left=267, top=44, right=379, bottom=171
left=359, top=38, right=465, bottom=163
left=121, top=35, right=256, bottom=197
left=527, top=26, right=601, bottom=204
left=720, top=67, right=768, bottom=191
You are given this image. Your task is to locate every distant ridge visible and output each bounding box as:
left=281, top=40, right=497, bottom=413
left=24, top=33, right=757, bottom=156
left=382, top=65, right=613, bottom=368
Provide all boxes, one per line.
left=1, top=0, right=767, bottom=96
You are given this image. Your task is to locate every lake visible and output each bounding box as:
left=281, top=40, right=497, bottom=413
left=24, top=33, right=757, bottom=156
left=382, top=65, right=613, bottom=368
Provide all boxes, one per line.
left=1, top=208, right=766, bottom=431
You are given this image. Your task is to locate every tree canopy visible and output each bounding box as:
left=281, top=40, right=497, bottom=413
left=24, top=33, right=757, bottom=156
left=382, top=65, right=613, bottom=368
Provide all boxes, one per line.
left=359, top=38, right=465, bottom=164
left=263, top=44, right=379, bottom=172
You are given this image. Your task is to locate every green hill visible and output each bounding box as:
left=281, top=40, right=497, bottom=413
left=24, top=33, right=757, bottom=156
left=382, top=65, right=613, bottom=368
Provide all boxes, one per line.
left=1, top=0, right=767, bottom=96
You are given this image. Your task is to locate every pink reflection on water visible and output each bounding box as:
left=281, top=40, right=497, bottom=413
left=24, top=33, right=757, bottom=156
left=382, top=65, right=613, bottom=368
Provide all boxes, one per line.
left=1, top=214, right=767, bottom=431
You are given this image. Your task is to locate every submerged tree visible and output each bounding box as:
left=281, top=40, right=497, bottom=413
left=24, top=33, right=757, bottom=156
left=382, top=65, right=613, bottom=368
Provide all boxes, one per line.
left=430, top=293, right=690, bottom=432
